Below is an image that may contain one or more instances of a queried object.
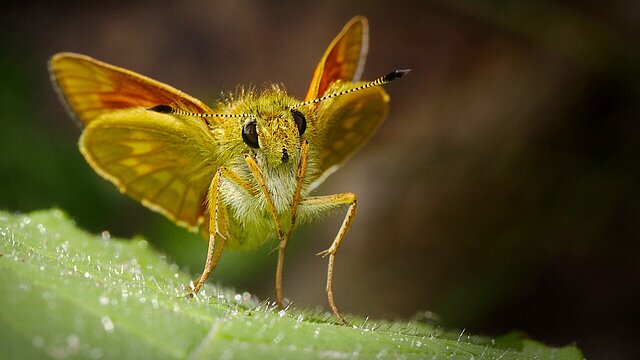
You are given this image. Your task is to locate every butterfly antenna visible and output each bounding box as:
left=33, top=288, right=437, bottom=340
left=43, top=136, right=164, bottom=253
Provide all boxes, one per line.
left=147, top=104, right=252, bottom=127
left=148, top=69, right=410, bottom=121
left=290, top=69, right=411, bottom=109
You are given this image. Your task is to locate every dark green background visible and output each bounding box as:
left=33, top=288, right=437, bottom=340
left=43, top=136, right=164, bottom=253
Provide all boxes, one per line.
left=1, top=1, right=638, bottom=358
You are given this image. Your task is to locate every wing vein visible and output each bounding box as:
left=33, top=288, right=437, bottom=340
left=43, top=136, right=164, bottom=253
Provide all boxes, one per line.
left=119, top=165, right=176, bottom=188
left=149, top=172, right=179, bottom=202
left=97, top=150, right=173, bottom=167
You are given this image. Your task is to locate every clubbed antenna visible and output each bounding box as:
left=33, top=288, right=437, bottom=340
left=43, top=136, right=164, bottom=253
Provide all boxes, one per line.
left=290, top=69, right=411, bottom=109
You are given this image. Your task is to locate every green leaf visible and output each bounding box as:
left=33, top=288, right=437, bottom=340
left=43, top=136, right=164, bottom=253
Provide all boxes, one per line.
left=0, top=209, right=583, bottom=359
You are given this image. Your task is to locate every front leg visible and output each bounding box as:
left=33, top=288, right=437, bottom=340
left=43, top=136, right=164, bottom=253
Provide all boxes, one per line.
left=188, top=166, right=253, bottom=297
left=300, top=192, right=357, bottom=325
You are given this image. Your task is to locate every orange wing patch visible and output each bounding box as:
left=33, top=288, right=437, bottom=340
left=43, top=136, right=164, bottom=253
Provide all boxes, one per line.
left=305, top=17, right=368, bottom=101
left=49, top=52, right=213, bottom=126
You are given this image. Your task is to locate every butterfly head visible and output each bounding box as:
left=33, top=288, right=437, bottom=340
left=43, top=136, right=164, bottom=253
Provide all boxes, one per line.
left=148, top=91, right=309, bottom=167
left=240, top=105, right=307, bottom=166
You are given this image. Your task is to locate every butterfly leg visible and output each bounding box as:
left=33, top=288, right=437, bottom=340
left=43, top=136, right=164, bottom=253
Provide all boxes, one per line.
left=189, top=166, right=253, bottom=297
left=244, top=154, right=289, bottom=308
left=273, top=140, right=310, bottom=308
left=300, top=192, right=357, bottom=325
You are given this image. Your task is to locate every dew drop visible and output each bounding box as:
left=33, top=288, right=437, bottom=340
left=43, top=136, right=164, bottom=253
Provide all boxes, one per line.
left=101, top=316, right=114, bottom=333
left=376, top=349, right=388, bottom=358
left=99, top=295, right=109, bottom=306
left=101, top=231, right=111, bottom=241
left=273, top=332, right=284, bottom=344
left=19, top=283, right=31, bottom=291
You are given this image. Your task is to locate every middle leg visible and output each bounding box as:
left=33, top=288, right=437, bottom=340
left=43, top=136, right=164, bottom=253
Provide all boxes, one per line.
left=300, top=192, right=357, bottom=325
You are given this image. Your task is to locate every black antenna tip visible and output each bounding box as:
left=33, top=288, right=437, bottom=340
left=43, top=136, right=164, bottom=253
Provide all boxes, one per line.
left=147, top=104, right=174, bottom=113
left=384, top=69, right=411, bottom=82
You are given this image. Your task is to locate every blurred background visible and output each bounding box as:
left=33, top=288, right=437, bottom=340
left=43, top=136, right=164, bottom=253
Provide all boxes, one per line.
left=1, top=1, right=638, bottom=358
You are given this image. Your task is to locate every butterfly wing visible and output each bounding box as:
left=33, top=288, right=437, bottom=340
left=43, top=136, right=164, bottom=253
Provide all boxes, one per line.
left=305, top=17, right=390, bottom=188
left=305, top=16, right=368, bottom=101
left=311, top=83, right=389, bottom=189
left=49, top=53, right=219, bottom=230
left=49, top=52, right=213, bottom=125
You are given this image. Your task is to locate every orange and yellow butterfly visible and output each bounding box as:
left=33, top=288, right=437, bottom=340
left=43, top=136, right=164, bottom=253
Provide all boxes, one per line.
left=49, top=16, right=408, bottom=324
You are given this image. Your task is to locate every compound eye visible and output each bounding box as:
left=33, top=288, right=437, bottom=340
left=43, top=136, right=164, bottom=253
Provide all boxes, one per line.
left=242, top=119, right=259, bottom=148
left=291, top=110, right=307, bottom=136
